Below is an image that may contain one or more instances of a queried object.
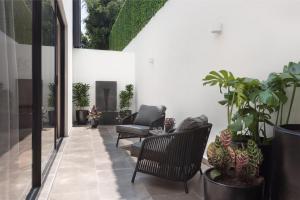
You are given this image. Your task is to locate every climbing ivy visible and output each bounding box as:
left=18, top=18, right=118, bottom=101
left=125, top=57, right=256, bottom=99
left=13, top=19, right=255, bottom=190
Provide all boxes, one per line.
left=109, top=0, right=167, bottom=50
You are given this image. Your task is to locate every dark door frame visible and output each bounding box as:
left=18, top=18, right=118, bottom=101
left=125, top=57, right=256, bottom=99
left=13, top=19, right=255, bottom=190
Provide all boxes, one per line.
left=28, top=0, right=66, bottom=198
left=54, top=1, right=65, bottom=149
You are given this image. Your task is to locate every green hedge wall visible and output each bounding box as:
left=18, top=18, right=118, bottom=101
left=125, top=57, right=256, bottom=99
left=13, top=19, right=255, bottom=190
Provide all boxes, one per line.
left=109, top=0, right=167, bottom=51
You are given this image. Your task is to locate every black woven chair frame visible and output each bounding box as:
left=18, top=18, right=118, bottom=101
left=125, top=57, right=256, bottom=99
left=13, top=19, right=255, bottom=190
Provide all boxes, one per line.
left=131, top=123, right=212, bottom=193
left=116, top=113, right=166, bottom=147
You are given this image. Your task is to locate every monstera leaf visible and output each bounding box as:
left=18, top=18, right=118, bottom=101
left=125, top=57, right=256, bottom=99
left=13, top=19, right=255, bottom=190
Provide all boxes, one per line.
left=258, top=89, right=280, bottom=107
left=203, top=70, right=236, bottom=92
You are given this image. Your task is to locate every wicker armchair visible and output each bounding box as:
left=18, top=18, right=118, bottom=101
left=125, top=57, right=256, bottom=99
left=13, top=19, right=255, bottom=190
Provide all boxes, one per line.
left=131, top=123, right=212, bottom=193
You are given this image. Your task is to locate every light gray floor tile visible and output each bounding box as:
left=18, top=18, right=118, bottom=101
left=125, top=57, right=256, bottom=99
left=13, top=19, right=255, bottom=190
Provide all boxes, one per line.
left=38, top=126, right=206, bottom=200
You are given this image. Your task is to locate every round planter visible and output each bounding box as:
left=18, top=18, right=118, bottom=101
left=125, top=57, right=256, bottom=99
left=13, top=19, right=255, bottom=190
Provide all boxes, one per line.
left=90, top=118, right=99, bottom=128
left=119, top=110, right=132, bottom=118
left=271, top=124, right=300, bottom=200
left=76, top=110, right=89, bottom=125
left=259, top=142, right=272, bottom=200
left=204, top=168, right=264, bottom=200
left=48, top=110, right=55, bottom=126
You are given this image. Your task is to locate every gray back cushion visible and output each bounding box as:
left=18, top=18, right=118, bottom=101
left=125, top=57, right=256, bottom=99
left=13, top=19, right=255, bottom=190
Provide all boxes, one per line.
left=176, top=115, right=208, bottom=132
left=134, top=105, right=166, bottom=126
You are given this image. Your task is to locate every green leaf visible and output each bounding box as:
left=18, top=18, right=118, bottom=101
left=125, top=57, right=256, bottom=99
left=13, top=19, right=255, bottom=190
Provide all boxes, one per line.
left=229, top=118, right=243, bottom=132
left=218, top=100, right=228, bottom=105
left=258, top=89, right=280, bottom=107
left=244, top=114, right=254, bottom=128
left=209, top=169, right=222, bottom=181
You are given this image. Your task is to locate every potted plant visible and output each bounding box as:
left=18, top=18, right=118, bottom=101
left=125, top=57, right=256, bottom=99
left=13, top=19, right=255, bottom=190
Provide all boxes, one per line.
left=203, top=70, right=285, bottom=199
left=204, top=129, right=264, bottom=200
left=87, top=105, right=102, bottom=128
left=119, top=84, right=134, bottom=118
left=271, top=62, right=300, bottom=200
left=73, top=82, right=90, bottom=125
left=164, top=118, right=175, bottom=132
left=48, top=83, right=55, bottom=126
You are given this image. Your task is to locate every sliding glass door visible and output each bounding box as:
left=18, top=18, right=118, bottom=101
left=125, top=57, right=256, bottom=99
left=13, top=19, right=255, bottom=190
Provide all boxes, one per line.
left=41, top=0, right=56, bottom=171
left=0, top=0, right=33, bottom=199
left=0, top=0, right=65, bottom=198
left=41, top=0, right=64, bottom=171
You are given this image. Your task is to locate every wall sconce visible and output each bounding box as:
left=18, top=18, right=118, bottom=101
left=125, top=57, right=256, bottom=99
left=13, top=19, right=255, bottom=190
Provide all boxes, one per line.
left=149, top=58, right=154, bottom=64
left=211, top=23, right=223, bottom=34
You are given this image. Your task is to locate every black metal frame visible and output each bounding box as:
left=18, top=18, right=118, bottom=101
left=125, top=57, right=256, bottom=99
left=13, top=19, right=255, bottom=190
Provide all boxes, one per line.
left=54, top=1, right=65, bottom=147
left=32, top=0, right=42, bottom=190
left=27, top=0, right=66, bottom=198
left=131, top=124, right=212, bottom=193
left=73, top=0, right=81, bottom=47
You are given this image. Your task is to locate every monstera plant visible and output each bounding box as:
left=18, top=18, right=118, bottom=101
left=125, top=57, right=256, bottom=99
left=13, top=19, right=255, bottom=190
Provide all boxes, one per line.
left=271, top=62, right=300, bottom=200
left=203, top=70, right=284, bottom=145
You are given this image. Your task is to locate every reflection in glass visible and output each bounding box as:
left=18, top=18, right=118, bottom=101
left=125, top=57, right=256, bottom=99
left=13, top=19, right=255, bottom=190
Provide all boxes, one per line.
left=0, top=0, right=32, bottom=199
left=41, top=0, right=56, bottom=170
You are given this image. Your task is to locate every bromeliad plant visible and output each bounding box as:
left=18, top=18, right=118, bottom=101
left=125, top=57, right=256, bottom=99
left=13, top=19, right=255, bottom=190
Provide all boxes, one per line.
left=207, top=129, right=263, bottom=184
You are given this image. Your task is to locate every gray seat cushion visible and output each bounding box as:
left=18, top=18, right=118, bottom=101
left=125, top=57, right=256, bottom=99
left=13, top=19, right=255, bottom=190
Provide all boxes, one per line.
left=166, top=115, right=208, bottom=153
left=133, top=105, right=166, bottom=126
left=176, top=115, right=208, bottom=132
left=116, top=124, right=150, bottom=136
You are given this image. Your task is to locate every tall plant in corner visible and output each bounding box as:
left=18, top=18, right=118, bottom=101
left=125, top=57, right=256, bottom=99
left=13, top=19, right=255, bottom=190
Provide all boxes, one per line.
left=73, top=83, right=90, bottom=124
left=119, top=84, right=134, bottom=118
left=278, top=62, right=300, bottom=125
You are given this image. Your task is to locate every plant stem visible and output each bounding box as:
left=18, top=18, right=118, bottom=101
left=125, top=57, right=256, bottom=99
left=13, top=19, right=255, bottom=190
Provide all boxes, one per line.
left=229, top=92, right=236, bottom=125
left=280, top=103, right=284, bottom=125
left=227, top=88, right=230, bottom=125
left=275, top=108, right=279, bottom=126
left=286, top=84, right=297, bottom=124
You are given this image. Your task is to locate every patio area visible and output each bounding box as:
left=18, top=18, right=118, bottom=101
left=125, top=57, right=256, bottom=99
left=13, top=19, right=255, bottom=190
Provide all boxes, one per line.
left=38, top=126, right=209, bottom=200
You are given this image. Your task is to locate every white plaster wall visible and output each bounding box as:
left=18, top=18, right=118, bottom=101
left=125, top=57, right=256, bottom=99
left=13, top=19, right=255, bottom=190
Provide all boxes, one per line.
left=124, top=0, right=300, bottom=141
left=73, top=49, right=135, bottom=115
left=58, top=0, right=73, bottom=136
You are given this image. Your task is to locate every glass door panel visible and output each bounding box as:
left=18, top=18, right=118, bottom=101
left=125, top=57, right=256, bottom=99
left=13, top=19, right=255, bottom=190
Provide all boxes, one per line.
left=41, top=0, right=56, bottom=171
left=0, top=0, right=33, bottom=199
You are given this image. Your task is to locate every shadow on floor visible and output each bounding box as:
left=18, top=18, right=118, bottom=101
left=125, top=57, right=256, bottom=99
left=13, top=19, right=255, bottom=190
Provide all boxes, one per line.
left=97, top=125, right=205, bottom=200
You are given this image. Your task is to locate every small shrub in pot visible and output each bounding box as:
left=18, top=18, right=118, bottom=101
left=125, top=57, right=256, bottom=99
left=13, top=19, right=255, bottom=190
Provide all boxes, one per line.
left=73, top=83, right=90, bottom=125
left=119, top=84, right=134, bottom=118
left=204, top=129, right=264, bottom=200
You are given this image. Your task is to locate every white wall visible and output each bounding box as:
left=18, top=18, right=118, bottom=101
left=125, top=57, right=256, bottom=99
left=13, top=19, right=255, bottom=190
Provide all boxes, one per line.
left=124, top=0, right=300, bottom=140
left=73, top=49, right=135, bottom=115
left=58, top=0, right=73, bottom=136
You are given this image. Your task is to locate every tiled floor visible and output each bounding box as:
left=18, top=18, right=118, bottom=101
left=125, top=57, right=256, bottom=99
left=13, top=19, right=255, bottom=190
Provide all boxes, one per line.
left=38, top=126, right=208, bottom=200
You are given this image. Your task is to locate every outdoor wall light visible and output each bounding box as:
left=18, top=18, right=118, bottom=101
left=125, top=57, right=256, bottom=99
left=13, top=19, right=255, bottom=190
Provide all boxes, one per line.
left=149, top=58, right=154, bottom=64
left=211, top=23, right=223, bottom=34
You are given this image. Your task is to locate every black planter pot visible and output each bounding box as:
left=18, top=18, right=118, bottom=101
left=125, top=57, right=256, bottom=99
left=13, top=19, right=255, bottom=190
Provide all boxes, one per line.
left=204, top=168, right=264, bottom=200
left=90, top=118, right=99, bottom=128
left=48, top=110, right=55, bottom=126
left=119, top=110, right=132, bottom=118
left=259, top=142, right=272, bottom=200
left=271, top=124, right=300, bottom=200
left=232, top=137, right=273, bottom=200
left=76, top=110, right=89, bottom=125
